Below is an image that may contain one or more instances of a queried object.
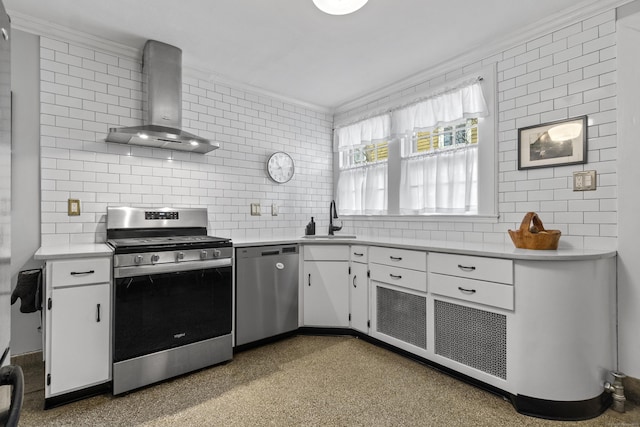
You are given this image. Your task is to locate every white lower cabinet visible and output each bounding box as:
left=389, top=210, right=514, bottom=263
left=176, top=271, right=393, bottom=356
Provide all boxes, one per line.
left=44, top=256, right=112, bottom=401
left=369, top=247, right=428, bottom=357
left=48, top=283, right=111, bottom=395
left=349, top=245, right=369, bottom=334
left=303, top=245, right=349, bottom=327
left=428, top=253, right=514, bottom=392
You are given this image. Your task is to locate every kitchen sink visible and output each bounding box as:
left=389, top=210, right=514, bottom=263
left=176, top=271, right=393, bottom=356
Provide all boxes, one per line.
left=301, top=235, right=357, bottom=239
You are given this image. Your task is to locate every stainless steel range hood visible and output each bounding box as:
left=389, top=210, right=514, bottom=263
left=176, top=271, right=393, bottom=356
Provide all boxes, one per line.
left=106, top=40, right=219, bottom=154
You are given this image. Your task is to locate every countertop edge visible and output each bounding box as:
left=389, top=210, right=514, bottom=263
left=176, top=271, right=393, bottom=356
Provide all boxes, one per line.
left=34, top=243, right=113, bottom=261
left=232, top=237, right=616, bottom=261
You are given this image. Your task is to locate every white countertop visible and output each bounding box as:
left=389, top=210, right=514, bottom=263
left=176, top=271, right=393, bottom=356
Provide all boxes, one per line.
left=34, top=236, right=616, bottom=262
left=232, top=235, right=616, bottom=261
left=34, top=243, right=113, bottom=260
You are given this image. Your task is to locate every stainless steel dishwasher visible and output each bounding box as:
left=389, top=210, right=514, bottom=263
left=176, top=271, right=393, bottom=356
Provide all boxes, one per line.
left=235, top=244, right=299, bottom=347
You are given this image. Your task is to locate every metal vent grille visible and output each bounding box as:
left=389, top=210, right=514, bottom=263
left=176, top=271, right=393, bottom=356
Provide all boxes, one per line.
left=376, top=286, right=426, bottom=349
left=434, top=300, right=507, bottom=379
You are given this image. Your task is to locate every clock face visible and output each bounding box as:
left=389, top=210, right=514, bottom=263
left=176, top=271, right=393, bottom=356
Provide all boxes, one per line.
left=267, top=152, right=295, bottom=183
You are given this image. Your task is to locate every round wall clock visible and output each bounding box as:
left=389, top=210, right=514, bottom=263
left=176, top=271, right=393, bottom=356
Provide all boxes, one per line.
left=266, top=151, right=295, bottom=183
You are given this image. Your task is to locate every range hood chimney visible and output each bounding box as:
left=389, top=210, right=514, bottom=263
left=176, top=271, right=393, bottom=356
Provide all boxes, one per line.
left=106, top=40, right=219, bottom=154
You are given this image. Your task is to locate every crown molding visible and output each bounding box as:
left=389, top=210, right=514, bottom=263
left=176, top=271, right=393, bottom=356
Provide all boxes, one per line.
left=8, top=11, right=140, bottom=60
left=333, top=0, right=633, bottom=116
left=182, top=65, right=333, bottom=115
left=8, top=10, right=333, bottom=116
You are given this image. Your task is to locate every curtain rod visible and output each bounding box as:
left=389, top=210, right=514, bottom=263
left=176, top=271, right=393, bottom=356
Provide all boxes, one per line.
left=334, top=76, right=483, bottom=132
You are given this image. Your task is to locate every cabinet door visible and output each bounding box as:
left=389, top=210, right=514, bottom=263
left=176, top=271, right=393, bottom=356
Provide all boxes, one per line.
left=49, top=283, right=110, bottom=395
left=350, top=261, right=369, bottom=333
left=303, top=261, right=349, bottom=327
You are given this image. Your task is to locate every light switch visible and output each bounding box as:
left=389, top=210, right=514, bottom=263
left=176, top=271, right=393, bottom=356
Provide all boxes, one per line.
left=271, top=204, right=278, bottom=216
left=250, top=203, right=261, bottom=216
left=68, top=199, right=80, bottom=216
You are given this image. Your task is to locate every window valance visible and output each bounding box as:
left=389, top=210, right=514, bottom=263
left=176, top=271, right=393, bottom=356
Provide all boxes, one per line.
left=391, top=82, right=488, bottom=136
left=334, top=114, right=390, bottom=152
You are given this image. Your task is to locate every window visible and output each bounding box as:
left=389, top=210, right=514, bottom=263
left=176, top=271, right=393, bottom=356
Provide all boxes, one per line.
left=334, top=65, right=496, bottom=218
left=400, top=118, right=480, bottom=214
left=335, top=115, right=390, bottom=215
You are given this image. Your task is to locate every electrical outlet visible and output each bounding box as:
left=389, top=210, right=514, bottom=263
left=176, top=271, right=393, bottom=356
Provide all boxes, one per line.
left=573, top=170, right=597, bottom=191
left=250, top=203, right=261, bottom=216
left=68, top=199, right=80, bottom=216
left=271, top=204, right=278, bottom=216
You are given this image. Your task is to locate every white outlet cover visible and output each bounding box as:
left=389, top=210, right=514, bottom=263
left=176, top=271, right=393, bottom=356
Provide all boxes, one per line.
left=573, top=171, right=597, bottom=191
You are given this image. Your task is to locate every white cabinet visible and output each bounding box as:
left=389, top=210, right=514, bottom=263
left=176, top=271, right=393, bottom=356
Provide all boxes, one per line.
left=428, top=252, right=514, bottom=392
left=44, top=256, right=111, bottom=401
left=303, top=245, right=349, bottom=327
left=299, top=241, right=616, bottom=420
left=369, top=247, right=428, bottom=356
left=349, top=245, right=369, bottom=334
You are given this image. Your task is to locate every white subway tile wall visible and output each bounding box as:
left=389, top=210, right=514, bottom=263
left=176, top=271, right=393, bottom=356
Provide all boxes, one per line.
left=40, top=38, right=334, bottom=246
left=40, top=9, right=618, bottom=250
left=336, top=10, right=617, bottom=250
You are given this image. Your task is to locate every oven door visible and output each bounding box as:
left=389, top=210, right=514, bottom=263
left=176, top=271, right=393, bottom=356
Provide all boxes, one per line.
left=113, top=259, right=232, bottom=363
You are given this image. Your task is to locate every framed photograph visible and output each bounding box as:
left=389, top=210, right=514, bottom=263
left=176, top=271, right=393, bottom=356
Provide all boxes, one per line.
left=517, top=116, right=587, bottom=170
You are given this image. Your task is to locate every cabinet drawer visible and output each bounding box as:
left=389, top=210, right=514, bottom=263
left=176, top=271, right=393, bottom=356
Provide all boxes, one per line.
left=350, top=245, right=368, bottom=262
left=50, top=258, right=111, bottom=287
left=370, top=247, right=426, bottom=271
left=370, top=263, right=427, bottom=293
left=304, top=245, right=349, bottom=261
left=430, top=273, right=514, bottom=310
left=428, top=253, right=513, bottom=285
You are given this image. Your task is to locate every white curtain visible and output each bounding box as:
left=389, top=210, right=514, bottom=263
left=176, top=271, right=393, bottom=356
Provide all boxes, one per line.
left=396, top=81, right=486, bottom=215
left=391, top=82, right=488, bottom=136
left=335, top=114, right=390, bottom=215
left=335, top=80, right=487, bottom=216
left=337, top=163, right=388, bottom=215
left=399, top=145, right=478, bottom=214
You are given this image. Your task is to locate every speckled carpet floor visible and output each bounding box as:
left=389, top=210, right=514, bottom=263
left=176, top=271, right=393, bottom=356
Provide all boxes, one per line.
left=15, top=335, right=640, bottom=426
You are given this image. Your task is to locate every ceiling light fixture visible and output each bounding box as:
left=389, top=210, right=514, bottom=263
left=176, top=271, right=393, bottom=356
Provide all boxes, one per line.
left=313, top=0, right=368, bottom=15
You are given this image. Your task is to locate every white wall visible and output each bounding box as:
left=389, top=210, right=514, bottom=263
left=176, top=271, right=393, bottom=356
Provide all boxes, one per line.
left=38, top=38, right=334, bottom=245
left=336, top=11, right=618, bottom=251
left=616, top=0, right=640, bottom=379
left=10, top=29, right=43, bottom=356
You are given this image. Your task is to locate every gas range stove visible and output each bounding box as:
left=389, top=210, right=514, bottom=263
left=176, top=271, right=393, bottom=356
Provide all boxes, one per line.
left=106, top=207, right=232, bottom=271
left=107, top=206, right=234, bottom=395
left=108, top=235, right=232, bottom=254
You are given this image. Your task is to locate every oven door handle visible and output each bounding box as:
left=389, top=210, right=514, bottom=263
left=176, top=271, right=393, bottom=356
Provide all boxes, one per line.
left=114, top=258, right=232, bottom=278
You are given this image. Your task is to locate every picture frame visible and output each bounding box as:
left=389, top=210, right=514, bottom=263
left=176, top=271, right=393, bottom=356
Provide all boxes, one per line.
left=517, top=116, right=587, bottom=170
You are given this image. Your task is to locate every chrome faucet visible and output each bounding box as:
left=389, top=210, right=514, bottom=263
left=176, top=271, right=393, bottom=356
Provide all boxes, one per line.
left=328, top=200, right=342, bottom=235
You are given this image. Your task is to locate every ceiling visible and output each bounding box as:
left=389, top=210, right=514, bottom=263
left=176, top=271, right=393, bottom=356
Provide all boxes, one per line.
left=4, top=0, right=617, bottom=111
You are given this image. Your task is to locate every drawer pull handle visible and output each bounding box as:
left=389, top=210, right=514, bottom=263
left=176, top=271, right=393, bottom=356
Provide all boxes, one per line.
left=390, top=256, right=403, bottom=261
left=353, top=252, right=364, bottom=257
left=353, top=275, right=357, bottom=288
left=457, top=264, right=476, bottom=272
left=96, top=303, right=101, bottom=322
left=70, top=270, right=95, bottom=276
left=389, top=273, right=402, bottom=279
left=458, top=286, right=476, bottom=294
left=308, top=273, right=311, bottom=286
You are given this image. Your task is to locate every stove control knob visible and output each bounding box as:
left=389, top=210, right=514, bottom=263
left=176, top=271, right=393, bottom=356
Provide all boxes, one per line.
left=200, top=250, right=208, bottom=260
left=213, top=249, right=221, bottom=258
left=151, top=254, right=160, bottom=264
left=176, top=252, right=184, bottom=262
left=134, top=255, right=143, bottom=265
